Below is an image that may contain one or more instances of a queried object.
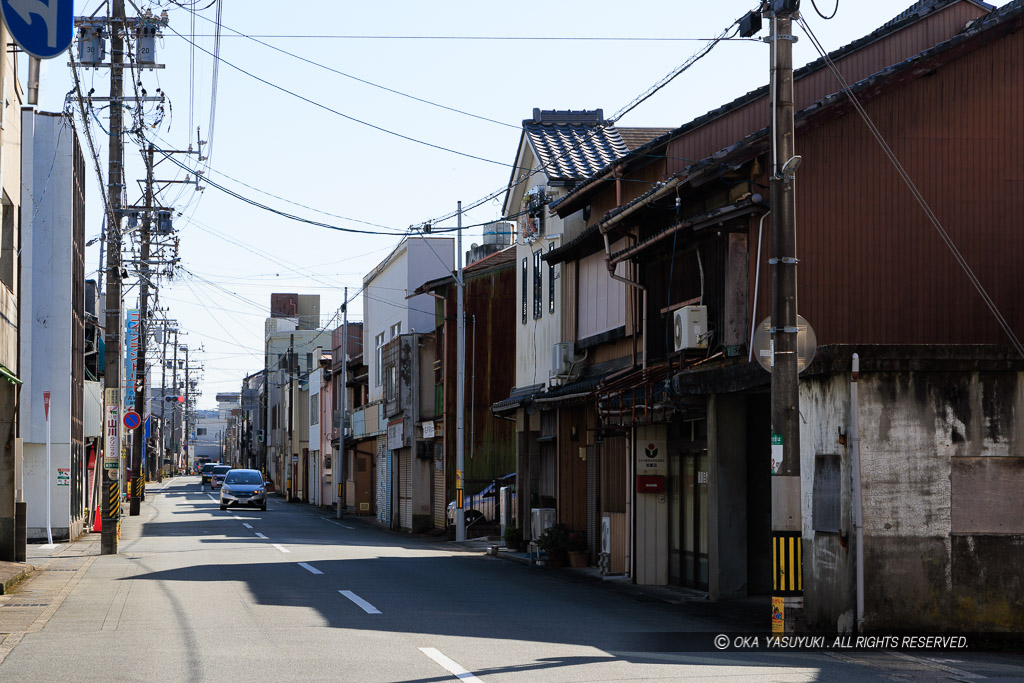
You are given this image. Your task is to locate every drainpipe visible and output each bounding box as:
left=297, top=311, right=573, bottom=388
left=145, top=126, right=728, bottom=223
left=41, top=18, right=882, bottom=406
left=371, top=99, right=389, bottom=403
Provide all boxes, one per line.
left=850, top=353, right=865, bottom=633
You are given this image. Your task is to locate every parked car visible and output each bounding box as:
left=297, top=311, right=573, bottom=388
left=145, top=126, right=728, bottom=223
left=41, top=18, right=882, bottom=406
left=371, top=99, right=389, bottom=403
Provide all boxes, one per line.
left=446, top=473, right=516, bottom=527
left=211, top=465, right=232, bottom=490
left=220, top=469, right=268, bottom=511
left=200, top=462, right=219, bottom=485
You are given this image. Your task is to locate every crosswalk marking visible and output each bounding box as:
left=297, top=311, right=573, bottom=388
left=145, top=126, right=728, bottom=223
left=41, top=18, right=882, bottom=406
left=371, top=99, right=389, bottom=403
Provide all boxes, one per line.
left=339, top=590, right=380, bottom=615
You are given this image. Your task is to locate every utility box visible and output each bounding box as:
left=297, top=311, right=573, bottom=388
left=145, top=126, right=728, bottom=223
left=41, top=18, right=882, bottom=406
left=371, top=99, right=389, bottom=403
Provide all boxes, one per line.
left=77, top=26, right=106, bottom=65
left=137, top=25, right=158, bottom=65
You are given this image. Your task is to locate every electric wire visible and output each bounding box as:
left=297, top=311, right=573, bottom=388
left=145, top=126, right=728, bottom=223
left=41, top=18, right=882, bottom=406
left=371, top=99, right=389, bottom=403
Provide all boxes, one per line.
left=797, top=15, right=1024, bottom=357
left=810, top=0, right=840, bottom=21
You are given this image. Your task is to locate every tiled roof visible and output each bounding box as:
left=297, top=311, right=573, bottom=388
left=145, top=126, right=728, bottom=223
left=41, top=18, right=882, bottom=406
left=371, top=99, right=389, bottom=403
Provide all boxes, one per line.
left=523, top=109, right=630, bottom=180
left=616, top=127, right=675, bottom=150
left=465, top=245, right=516, bottom=274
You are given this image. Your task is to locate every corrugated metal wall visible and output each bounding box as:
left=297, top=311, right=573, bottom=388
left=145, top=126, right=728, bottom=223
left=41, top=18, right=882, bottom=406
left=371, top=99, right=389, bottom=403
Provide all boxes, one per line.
left=750, top=25, right=1024, bottom=345
left=667, top=2, right=986, bottom=177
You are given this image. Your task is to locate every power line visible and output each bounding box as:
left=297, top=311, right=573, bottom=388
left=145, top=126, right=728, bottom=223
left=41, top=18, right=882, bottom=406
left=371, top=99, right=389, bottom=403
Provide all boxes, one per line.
left=162, top=22, right=517, bottom=169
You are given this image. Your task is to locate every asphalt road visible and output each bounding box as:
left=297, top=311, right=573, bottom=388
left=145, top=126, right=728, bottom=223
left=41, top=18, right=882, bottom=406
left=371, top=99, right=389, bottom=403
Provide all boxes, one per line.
left=0, top=476, right=1020, bottom=682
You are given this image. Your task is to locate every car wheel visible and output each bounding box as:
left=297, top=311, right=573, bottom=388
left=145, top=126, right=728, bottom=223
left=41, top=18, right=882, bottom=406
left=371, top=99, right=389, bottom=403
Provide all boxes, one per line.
left=260, top=504, right=267, bottom=511
left=219, top=504, right=226, bottom=511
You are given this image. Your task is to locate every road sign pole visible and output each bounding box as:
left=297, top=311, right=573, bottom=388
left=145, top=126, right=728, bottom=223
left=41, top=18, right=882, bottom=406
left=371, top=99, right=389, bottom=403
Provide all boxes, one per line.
left=44, top=391, right=52, bottom=546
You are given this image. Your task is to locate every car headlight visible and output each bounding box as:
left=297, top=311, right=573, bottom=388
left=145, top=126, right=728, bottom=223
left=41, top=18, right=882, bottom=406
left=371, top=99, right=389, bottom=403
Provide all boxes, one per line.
left=221, top=487, right=231, bottom=494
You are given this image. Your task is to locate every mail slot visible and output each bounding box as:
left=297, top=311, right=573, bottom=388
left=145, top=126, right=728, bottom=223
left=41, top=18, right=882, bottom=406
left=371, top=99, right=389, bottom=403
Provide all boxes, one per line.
left=636, top=475, right=665, bottom=493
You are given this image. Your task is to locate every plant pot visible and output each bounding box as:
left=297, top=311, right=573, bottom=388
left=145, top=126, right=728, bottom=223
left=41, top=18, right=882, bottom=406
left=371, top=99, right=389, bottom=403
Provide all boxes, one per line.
left=568, top=551, right=588, bottom=568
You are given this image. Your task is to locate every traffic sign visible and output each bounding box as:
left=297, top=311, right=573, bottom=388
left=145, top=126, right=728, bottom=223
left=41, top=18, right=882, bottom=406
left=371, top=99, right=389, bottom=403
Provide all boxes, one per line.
left=0, top=0, right=73, bottom=59
left=123, top=410, right=141, bottom=430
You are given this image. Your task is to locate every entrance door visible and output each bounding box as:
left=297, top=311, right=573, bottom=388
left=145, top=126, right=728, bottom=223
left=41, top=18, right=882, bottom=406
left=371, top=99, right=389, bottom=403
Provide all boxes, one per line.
left=669, top=421, right=708, bottom=590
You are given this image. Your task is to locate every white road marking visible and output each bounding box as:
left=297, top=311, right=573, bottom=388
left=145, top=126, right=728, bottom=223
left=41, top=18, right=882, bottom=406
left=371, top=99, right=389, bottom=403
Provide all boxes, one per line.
left=242, top=523, right=253, bottom=529
left=254, top=533, right=268, bottom=539
left=343, top=525, right=355, bottom=530
left=273, top=544, right=290, bottom=553
left=418, top=647, right=480, bottom=681
left=207, top=494, right=217, bottom=502
left=298, top=562, right=322, bottom=574
left=319, top=517, right=340, bottom=525
left=339, top=590, right=381, bottom=615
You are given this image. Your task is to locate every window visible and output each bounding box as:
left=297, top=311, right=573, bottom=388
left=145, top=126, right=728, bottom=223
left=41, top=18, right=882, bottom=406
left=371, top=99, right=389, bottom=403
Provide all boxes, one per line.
left=521, top=257, right=528, bottom=324
left=812, top=454, right=841, bottom=532
left=197, top=427, right=207, bottom=436
left=390, top=322, right=402, bottom=339
left=311, top=393, right=319, bottom=425
left=375, top=332, right=385, bottom=386
left=548, top=242, right=556, bottom=314
left=0, top=199, right=13, bottom=290
left=532, top=249, right=543, bottom=319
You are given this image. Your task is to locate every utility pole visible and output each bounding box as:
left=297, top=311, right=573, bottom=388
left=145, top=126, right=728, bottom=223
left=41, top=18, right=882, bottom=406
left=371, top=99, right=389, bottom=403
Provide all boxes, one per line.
left=288, top=334, right=295, bottom=500
left=100, top=0, right=127, bottom=555
left=455, top=202, right=466, bottom=542
left=159, top=320, right=169, bottom=475
left=129, top=145, right=155, bottom=515
left=337, top=289, right=347, bottom=520
left=183, top=344, right=191, bottom=470
left=768, top=0, right=804, bottom=633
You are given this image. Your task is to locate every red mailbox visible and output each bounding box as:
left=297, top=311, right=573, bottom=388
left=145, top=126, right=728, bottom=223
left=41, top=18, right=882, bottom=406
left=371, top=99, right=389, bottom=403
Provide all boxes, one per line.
left=636, top=475, right=665, bottom=493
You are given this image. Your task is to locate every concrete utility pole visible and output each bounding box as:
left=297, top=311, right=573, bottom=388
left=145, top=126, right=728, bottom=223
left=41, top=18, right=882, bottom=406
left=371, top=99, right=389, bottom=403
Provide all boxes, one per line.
left=159, top=320, right=169, bottom=475
left=101, top=0, right=127, bottom=555
left=768, top=0, right=804, bottom=633
left=129, top=145, right=155, bottom=515
left=455, top=202, right=466, bottom=542
left=337, top=288, right=347, bottom=520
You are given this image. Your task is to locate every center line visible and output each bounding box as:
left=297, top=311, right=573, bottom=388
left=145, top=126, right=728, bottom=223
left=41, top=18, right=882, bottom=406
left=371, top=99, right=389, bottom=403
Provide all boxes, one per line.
left=339, top=590, right=381, bottom=614
left=273, top=544, right=290, bottom=553
left=418, top=648, right=480, bottom=681
left=254, top=532, right=268, bottom=539
left=242, top=523, right=253, bottom=529
left=298, top=562, right=322, bottom=574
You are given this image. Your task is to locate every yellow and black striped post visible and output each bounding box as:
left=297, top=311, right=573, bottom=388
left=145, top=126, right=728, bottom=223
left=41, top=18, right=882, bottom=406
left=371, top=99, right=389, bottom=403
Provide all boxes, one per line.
left=108, top=481, right=121, bottom=520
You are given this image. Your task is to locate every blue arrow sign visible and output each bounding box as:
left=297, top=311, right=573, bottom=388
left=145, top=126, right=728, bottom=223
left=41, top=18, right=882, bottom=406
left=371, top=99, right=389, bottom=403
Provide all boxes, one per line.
left=0, top=0, right=73, bottom=59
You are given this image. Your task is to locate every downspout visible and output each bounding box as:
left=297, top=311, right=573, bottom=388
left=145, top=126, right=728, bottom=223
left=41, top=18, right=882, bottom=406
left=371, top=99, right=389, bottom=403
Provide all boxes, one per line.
left=850, top=353, right=864, bottom=633
left=749, top=211, right=771, bottom=362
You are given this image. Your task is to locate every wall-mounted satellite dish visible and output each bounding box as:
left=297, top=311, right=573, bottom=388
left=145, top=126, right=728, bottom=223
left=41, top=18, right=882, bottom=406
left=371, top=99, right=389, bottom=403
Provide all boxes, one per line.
left=752, top=314, right=817, bottom=374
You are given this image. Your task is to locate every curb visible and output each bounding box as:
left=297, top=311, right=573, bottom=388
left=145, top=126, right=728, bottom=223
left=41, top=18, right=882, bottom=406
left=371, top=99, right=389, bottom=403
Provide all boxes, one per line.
left=0, top=563, right=34, bottom=595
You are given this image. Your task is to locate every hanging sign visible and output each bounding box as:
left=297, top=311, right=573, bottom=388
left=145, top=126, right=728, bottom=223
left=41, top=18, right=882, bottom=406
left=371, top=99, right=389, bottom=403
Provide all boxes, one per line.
left=104, top=388, right=120, bottom=470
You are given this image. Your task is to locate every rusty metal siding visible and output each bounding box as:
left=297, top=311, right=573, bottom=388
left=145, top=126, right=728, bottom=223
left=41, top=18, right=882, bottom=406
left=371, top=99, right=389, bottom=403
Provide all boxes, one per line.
left=750, top=25, right=1024, bottom=345
left=668, top=2, right=987, bottom=176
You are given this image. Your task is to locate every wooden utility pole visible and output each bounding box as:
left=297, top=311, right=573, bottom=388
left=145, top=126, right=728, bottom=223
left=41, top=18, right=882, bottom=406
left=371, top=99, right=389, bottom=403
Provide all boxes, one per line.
left=769, top=1, right=804, bottom=633
left=129, top=145, right=155, bottom=515
left=101, top=0, right=126, bottom=554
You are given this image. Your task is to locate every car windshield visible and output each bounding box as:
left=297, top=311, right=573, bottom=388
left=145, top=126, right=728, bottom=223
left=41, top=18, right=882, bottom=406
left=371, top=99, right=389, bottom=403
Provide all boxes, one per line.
left=225, top=471, right=262, bottom=485
left=213, top=466, right=231, bottom=475
left=201, top=464, right=216, bottom=473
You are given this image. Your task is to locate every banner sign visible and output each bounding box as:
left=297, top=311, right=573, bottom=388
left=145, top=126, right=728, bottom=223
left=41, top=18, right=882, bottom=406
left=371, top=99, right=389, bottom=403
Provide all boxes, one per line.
left=124, top=308, right=140, bottom=408
left=104, top=388, right=120, bottom=470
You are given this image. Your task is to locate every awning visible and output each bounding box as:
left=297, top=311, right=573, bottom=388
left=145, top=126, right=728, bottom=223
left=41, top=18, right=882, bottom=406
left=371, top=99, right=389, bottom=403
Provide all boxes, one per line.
left=491, top=383, right=544, bottom=415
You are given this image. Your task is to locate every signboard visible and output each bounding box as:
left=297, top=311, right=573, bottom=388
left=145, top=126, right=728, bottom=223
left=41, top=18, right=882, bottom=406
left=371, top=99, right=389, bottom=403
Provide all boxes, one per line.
left=771, top=434, right=783, bottom=475
left=637, top=440, right=667, bottom=476
left=43, top=390, right=50, bottom=419
left=123, top=410, right=141, bottom=430
left=124, top=308, right=140, bottom=408
left=104, top=388, right=120, bottom=470
left=56, top=467, right=70, bottom=486
left=421, top=421, right=435, bottom=439
left=387, top=419, right=404, bottom=451
left=771, top=597, right=785, bottom=633
left=0, top=0, right=73, bottom=59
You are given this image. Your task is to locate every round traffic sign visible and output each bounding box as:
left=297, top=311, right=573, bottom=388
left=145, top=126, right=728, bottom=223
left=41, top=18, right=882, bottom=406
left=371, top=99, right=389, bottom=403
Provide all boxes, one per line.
left=123, top=410, right=142, bottom=430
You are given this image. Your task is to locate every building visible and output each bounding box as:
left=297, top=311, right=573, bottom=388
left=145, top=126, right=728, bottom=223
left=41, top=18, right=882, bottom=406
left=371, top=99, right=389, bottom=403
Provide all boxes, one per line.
left=20, top=109, right=86, bottom=542
left=546, top=0, right=1024, bottom=631
left=359, top=236, right=453, bottom=529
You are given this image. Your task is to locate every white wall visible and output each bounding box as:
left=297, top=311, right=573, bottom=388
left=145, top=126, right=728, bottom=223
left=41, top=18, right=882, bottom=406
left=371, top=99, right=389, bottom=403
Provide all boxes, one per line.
left=309, top=366, right=321, bottom=453
left=363, top=237, right=452, bottom=404
left=20, top=109, right=77, bottom=536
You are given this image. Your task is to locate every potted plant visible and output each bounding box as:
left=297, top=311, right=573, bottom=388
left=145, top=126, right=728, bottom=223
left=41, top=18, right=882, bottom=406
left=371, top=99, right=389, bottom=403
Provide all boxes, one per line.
left=503, top=525, right=523, bottom=551
left=567, top=532, right=588, bottom=568
left=538, top=523, right=570, bottom=567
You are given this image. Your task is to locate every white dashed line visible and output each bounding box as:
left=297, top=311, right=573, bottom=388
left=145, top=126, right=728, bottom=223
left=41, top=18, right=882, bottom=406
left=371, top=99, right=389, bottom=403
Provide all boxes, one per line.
left=255, top=533, right=268, bottom=539
left=418, top=647, right=480, bottom=681
left=342, top=525, right=354, bottom=530
left=207, top=494, right=217, bottom=502
left=339, top=590, right=381, bottom=614
left=242, top=523, right=253, bottom=529
left=298, top=562, right=322, bottom=574
left=319, top=517, right=340, bottom=525
left=272, top=544, right=290, bottom=554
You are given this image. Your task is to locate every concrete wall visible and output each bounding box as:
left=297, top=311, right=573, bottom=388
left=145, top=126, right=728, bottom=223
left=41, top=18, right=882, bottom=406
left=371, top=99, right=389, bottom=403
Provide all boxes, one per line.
left=800, top=368, right=1024, bottom=631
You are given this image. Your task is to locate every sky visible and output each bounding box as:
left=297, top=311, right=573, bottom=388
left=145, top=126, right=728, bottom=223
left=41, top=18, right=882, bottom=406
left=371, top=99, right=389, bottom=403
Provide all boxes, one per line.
left=31, top=0, right=1011, bottom=408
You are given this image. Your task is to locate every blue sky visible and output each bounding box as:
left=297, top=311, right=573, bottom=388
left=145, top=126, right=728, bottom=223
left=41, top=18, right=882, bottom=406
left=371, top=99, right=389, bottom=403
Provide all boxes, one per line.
left=34, top=0, right=1010, bottom=407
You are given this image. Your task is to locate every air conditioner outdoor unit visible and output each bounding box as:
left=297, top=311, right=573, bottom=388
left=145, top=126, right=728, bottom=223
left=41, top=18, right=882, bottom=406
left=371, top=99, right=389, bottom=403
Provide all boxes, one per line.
left=673, top=305, right=708, bottom=351
left=551, top=342, right=573, bottom=377
left=601, top=515, right=611, bottom=554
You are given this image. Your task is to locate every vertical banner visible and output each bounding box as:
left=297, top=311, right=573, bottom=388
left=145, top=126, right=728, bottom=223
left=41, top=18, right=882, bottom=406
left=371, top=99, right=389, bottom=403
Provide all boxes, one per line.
left=104, top=388, right=120, bottom=470
left=124, top=308, right=140, bottom=408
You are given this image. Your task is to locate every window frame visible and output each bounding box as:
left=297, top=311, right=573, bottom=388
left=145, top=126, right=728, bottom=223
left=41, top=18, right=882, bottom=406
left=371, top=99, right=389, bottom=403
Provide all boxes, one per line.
left=532, top=249, right=543, bottom=320
left=521, top=257, right=528, bottom=324
left=374, top=332, right=385, bottom=386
